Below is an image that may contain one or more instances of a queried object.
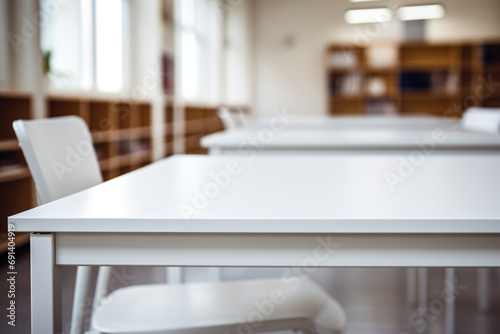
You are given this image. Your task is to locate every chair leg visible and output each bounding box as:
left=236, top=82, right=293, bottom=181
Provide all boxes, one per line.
left=167, top=267, right=184, bottom=284
left=407, top=268, right=417, bottom=305
left=498, top=268, right=500, bottom=288
left=418, top=268, right=428, bottom=314
left=70, top=266, right=93, bottom=334
left=207, top=267, right=223, bottom=282
left=89, top=266, right=112, bottom=332
left=477, top=268, right=489, bottom=313
left=444, top=268, right=455, bottom=334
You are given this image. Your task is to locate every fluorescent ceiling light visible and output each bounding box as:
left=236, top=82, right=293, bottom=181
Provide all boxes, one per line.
left=397, top=4, right=445, bottom=21
left=344, top=8, right=392, bottom=24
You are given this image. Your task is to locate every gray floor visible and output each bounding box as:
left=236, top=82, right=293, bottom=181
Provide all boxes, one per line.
left=1, top=244, right=499, bottom=334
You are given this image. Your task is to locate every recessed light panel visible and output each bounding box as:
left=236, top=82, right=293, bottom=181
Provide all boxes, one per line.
left=344, top=8, right=392, bottom=24
left=397, top=4, right=445, bottom=21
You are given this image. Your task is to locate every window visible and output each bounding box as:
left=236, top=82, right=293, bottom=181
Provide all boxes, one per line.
left=177, top=0, right=222, bottom=102
left=95, top=0, right=125, bottom=92
left=40, top=0, right=127, bottom=92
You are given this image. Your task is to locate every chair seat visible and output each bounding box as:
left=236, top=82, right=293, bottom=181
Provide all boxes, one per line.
left=92, top=278, right=346, bottom=334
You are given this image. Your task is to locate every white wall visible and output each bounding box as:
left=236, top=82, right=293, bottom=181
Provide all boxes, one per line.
left=224, top=0, right=254, bottom=106
left=129, top=0, right=162, bottom=97
left=2, top=0, right=44, bottom=93
left=129, top=0, right=164, bottom=160
left=428, top=0, right=500, bottom=41
left=2, top=0, right=45, bottom=118
left=253, top=0, right=500, bottom=116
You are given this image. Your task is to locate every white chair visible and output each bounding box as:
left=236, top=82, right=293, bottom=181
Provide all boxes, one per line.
left=461, top=107, right=500, bottom=133
left=218, top=106, right=239, bottom=130
left=237, top=107, right=250, bottom=128
left=13, top=116, right=347, bottom=334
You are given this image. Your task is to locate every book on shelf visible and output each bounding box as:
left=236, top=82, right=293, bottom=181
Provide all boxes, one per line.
left=483, top=43, right=500, bottom=68
left=446, top=71, right=459, bottom=95
left=0, top=163, right=22, bottom=173
left=341, top=73, right=362, bottom=95
left=400, top=70, right=459, bottom=95
left=330, top=73, right=362, bottom=96
left=367, top=100, right=397, bottom=115
left=328, top=50, right=359, bottom=69
left=367, top=77, right=387, bottom=97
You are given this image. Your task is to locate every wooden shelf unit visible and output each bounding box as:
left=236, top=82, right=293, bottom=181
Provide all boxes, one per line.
left=0, top=93, right=35, bottom=252
left=326, top=41, right=500, bottom=116
left=164, top=101, right=175, bottom=157
left=184, top=105, right=224, bottom=154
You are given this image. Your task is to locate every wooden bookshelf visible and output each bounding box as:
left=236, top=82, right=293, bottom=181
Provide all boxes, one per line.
left=0, top=93, right=35, bottom=252
left=0, top=93, right=158, bottom=252
left=184, top=106, right=224, bottom=154
left=164, top=101, right=175, bottom=157
left=326, top=41, right=500, bottom=117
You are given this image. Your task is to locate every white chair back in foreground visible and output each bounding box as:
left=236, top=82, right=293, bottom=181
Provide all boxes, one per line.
left=237, top=107, right=250, bottom=128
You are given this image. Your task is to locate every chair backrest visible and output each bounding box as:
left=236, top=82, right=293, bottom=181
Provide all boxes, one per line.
left=218, top=107, right=238, bottom=130
left=461, top=107, right=500, bottom=133
left=13, top=116, right=103, bottom=204
left=236, top=108, right=249, bottom=128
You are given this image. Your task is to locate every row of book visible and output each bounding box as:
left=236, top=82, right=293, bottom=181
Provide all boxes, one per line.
left=329, top=71, right=460, bottom=96
left=400, top=71, right=459, bottom=95
left=328, top=44, right=500, bottom=70
left=483, top=44, right=500, bottom=68
left=328, top=47, right=397, bottom=70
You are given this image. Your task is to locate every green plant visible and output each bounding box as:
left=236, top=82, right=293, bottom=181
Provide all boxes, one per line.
left=42, top=50, right=52, bottom=76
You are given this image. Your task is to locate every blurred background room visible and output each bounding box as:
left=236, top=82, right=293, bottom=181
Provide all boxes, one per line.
left=1, top=0, right=500, bottom=333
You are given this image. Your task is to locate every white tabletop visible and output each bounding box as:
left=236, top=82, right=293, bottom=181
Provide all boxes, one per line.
left=253, top=115, right=460, bottom=131
left=201, top=128, right=500, bottom=150
left=10, top=155, right=500, bottom=234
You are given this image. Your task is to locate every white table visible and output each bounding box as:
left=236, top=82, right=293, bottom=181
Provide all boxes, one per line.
left=252, top=115, right=461, bottom=131
left=10, top=155, right=500, bottom=334
left=201, top=128, right=500, bottom=155
left=202, top=123, right=500, bottom=326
